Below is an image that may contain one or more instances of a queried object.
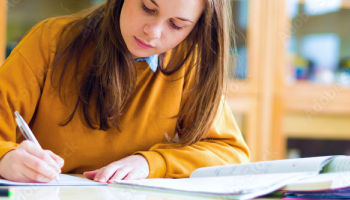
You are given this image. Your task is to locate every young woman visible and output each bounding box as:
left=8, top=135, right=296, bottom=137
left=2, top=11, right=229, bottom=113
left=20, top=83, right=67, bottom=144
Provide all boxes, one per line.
left=0, top=0, right=250, bottom=183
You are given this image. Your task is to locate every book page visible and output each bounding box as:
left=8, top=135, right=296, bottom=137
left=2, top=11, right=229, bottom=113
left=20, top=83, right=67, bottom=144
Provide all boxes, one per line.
left=113, top=172, right=315, bottom=199
left=190, top=156, right=333, bottom=178
left=0, top=174, right=107, bottom=186
left=322, top=155, right=350, bottom=173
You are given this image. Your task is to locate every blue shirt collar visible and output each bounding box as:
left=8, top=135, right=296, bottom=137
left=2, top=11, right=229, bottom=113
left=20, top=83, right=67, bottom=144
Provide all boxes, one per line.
left=134, top=54, right=158, bottom=72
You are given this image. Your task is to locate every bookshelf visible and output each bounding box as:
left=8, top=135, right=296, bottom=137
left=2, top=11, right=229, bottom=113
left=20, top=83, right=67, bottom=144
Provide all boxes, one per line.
left=272, top=0, right=350, bottom=159
left=229, top=0, right=350, bottom=161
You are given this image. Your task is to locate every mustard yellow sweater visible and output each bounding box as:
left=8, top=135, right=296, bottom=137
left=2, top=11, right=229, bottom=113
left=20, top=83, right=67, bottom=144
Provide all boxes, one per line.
left=0, top=17, right=250, bottom=178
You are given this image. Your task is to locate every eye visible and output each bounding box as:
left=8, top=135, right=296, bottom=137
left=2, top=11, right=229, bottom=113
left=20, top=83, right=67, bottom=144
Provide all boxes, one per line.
left=141, top=3, right=154, bottom=13
left=170, top=21, right=182, bottom=30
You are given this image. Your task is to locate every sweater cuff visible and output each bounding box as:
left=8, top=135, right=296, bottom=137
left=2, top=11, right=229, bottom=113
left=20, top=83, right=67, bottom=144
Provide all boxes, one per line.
left=133, top=151, right=166, bottom=178
left=0, top=143, right=19, bottom=160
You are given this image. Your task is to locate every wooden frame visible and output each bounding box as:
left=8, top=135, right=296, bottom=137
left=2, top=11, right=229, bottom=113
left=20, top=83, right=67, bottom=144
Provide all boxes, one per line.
left=0, top=0, right=7, bottom=64
left=228, top=0, right=288, bottom=161
left=258, top=0, right=288, bottom=161
left=227, top=0, right=289, bottom=162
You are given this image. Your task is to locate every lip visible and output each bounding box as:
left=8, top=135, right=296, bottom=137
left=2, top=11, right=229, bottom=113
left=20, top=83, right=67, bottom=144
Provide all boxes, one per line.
left=134, top=37, right=154, bottom=49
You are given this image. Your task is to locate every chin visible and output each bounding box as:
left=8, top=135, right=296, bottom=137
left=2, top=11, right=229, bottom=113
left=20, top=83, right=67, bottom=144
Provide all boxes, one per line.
left=130, top=49, right=154, bottom=58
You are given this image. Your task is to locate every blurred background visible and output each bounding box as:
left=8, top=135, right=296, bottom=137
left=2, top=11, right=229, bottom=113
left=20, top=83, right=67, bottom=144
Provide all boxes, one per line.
left=1, top=0, right=350, bottom=162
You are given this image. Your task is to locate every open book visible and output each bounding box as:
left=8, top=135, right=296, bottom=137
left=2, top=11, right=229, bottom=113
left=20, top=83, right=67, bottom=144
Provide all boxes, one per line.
left=279, top=156, right=350, bottom=198
left=112, top=156, right=344, bottom=200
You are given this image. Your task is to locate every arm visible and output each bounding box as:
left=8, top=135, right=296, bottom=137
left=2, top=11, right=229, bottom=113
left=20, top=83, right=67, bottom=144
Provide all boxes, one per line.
left=134, top=97, right=250, bottom=178
left=0, top=19, right=51, bottom=158
left=0, top=19, right=63, bottom=182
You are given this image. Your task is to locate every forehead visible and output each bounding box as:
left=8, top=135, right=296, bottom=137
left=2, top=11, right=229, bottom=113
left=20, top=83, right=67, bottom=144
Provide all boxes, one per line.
left=152, top=0, right=205, bottom=19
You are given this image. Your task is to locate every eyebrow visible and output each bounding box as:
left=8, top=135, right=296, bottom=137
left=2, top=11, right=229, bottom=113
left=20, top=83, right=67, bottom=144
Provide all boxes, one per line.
left=150, top=0, right=159, bottom=7
left=176, top=17, right=194, bottom=23
left=149, top=0, right=194, bottom=23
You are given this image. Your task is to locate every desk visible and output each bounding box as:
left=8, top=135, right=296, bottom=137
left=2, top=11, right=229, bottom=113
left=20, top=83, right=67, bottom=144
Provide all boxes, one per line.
left=3, top=174, right=282, bottom=200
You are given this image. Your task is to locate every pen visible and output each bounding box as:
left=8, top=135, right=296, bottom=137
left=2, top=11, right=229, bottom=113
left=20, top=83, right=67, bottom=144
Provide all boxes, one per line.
left=14, top=111, right=60, bottom=183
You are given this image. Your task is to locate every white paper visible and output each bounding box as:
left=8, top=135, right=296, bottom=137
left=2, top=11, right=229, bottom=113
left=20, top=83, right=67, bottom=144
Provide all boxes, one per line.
left=284, top=171, right=350, bottom=190
left=190, top=156, right=333, bottom=178
left=113, top=172, right=315, bottom=198
left=0, top=174, right=107, bottom=186
left=322, top=156, right=350, bottom=173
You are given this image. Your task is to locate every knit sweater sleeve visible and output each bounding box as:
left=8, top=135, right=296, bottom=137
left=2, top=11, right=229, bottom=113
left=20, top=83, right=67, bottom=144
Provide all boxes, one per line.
left=0, top=18, right=56, bottom=160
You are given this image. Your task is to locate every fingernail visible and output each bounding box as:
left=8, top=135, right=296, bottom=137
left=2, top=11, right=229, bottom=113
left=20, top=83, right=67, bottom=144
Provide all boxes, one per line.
left=100, top=178, right=105, bottom=182
left=108, top=179, right=117, bottom=183
left=40, top=176, right=51, bottom=182
left=48, top=167, right=56, bottom=173
left=51, top=172, right=59, bottom=179
left=94, top=178, right=98, bottom=181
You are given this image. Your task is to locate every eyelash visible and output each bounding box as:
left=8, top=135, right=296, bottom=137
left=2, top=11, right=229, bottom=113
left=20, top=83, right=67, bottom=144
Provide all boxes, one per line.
left=141, top=3, right=154, bottom=13
left=141, top=3, right=182, bottom=30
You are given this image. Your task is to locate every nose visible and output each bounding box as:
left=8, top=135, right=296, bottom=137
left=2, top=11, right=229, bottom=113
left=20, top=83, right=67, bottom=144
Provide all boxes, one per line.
left=144, top=20, right=162, bottom=39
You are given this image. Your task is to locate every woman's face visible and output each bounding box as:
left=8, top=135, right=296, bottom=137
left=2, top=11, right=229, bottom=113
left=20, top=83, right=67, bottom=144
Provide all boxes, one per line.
left=120, top=0, right=204, bottom=59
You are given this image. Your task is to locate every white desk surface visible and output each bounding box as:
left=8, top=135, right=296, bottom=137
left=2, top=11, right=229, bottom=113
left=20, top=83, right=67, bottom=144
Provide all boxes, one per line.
left=3, top=174, right=281, bottom=200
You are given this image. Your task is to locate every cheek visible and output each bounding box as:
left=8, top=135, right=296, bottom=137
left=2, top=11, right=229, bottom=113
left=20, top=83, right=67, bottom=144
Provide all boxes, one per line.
left=120, top=3, right=139, bottom=38
left=161, top=31, right=192, bottom=51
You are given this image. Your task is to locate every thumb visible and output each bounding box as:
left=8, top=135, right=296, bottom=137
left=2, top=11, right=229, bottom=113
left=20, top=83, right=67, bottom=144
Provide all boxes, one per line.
left=83, top=170, right=98, bottom=180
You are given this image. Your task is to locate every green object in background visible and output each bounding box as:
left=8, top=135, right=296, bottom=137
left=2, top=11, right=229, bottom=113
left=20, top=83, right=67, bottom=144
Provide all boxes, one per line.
left=93, top=0, right=106, bottom=6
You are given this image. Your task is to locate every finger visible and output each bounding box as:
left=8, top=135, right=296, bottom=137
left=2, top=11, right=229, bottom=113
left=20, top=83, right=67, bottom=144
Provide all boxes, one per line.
left=45, top=150, right=64, bottom=169
left=21, top=151, right=58, bottom=180
left=21, top=141, right=61, bottom=173
left=123, top=170, right=141, bottom=181
left=95, top=165, right=126, bottom=183
left=20, top=165, right=52, bottom=183
left=83, top=170, right=98, bottom=180
left=7, top=169, right=33, bottom=183
left=21, top=141, right=61, bottom=172
left=17, top=173, right=34, bottom=183
left=94, top=167, right=109, bottom=182
left=107, top=168, right=130, bottom=183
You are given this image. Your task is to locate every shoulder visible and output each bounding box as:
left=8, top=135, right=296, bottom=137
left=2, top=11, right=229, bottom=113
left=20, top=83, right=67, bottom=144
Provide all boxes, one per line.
left=15, top=17, right=79, bottom=53
left=7, top=17, right=81, bottom=73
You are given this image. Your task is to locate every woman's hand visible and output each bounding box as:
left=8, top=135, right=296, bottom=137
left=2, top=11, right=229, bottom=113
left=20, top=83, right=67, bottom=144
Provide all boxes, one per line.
left=0, top=140, right=64, bottom=183
left=84, top=155, right=149, bottom=183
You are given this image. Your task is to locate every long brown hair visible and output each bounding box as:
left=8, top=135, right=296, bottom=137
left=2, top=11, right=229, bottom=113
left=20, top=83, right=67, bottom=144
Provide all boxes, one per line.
left=50, top=0, right=234, bottom=146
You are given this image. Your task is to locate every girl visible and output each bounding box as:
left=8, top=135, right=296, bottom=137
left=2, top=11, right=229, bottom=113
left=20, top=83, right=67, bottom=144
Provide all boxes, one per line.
left=0, top=0, right=250, bottom=183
